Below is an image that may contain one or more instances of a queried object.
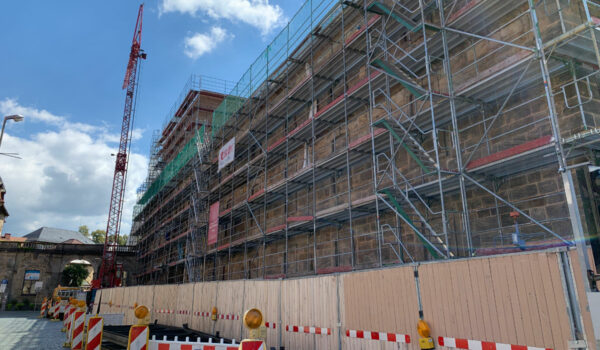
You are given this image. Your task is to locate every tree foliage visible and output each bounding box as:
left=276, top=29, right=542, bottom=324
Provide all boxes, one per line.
left=78, top=226, right=128, bottom=245
left=91, top=229, right=106, bottom=244
left=61, top=264, right=89, bottom=287
left=78, top=225, right=90, bottom=238
left=112, top=234, right=129, bottom=246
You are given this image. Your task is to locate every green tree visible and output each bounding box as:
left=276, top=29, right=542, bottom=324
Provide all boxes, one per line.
left=91, top=229, right=106, bottom=244
left=108, top=234, right=128, bottom=245
left=80, top=227, right=129, bottom=245
left=118, top=234, right=129, bottom=245
left=78, top=225, right=90, bottom=238
left=61, top=264, right=89, bottom=287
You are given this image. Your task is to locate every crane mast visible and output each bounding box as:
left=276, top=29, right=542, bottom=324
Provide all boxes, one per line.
left=94, top=4, right=146, bottom=289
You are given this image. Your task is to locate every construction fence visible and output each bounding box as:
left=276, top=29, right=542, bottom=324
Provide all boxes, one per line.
left=96, top=248, right=597, bottom=350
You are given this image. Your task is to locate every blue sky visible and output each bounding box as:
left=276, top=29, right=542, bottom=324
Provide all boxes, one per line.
left=0, top=0, right=302, bottom=236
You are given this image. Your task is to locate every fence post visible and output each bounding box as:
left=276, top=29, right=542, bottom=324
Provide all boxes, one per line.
left=558, top=249, right=588, bottom=346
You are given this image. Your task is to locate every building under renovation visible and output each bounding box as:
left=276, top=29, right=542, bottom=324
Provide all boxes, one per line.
left=131, top=0, right=600, bottom=285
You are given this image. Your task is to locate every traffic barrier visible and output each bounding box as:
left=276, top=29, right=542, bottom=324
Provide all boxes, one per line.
left=62, top=305, right=72, bottom=332
left=38, top=299, right=47, bottom=318
left=218, top=313, right=239, bottom=320
left=285, top=324, right=331, bottom=335
left=264, top=322, right=276, bottom=329
left=50, top=302, right=61, bottom=321
left=128, top=325, right=149, bottom=350
left=85, top=316, right=103, bottom=350
left=193, top=311, right=210, bottom=317
left=437, top=336, right=553, bottom=350
left=63, top=307, right=76, bottom=347
left=156, top=309, right=175, bottom=314
left=70, top=311, right=85, bottom=349
left=148, top=335, right=239, bottom=350
left=239, top=340, right=265, bottom=350
left=346, top=329, right=410, bottom=343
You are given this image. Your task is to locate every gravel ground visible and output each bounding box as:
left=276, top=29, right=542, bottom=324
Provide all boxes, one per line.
left=0, top=311, right=66, bottom=349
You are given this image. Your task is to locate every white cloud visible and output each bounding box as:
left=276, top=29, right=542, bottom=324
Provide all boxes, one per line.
left=0, top=98, right=147, bottom=237
left=184, top=26, right=231, bottom=59
left=0, top=98, right=103, bottom=134
left=0, top=98, right=65, bottom=125
left=161, top=0, right=286, bottom=35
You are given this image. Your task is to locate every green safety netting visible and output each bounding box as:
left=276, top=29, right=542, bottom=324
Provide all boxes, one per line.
left=211, top=95, right=246, bottom=139
left=210, top=0, right=337, bottom=140
left=137, top=125, right=205, bottom=206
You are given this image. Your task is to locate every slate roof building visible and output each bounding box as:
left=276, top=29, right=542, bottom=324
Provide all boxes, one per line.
left=24, top=227, right=95, bottom=244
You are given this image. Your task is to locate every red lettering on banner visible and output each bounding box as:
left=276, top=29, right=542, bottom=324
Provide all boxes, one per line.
left=218, top=138, right=235, bottom=171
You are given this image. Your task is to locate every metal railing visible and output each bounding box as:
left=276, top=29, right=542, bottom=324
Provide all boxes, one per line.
left=0, top=241, right=137, bottom=254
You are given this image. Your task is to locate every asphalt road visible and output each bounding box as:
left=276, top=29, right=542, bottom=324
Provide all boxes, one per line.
left=0, top=311, right=66, bottom=349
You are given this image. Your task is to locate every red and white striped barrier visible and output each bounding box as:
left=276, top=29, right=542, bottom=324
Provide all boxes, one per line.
left=63, top=305, right=71, bottom=325
left=50, top=302, right=60, bottom=320
left=176, top=310, right=190, bottom=315
left=194, top=311, right=210, bottom=317
left=39, top=300, right=47, bottom=318
left=346, top=329, right=410, bottom=343
left=62, top=305, right=73, bottom=332
left=70, top=311, right=85, bottom=349
left=265, top=322, right=276, bottom=329
left=240, top=340, right=265, bottom=350
left=219, top=313, right=239, bottom=320
left=148, top=335, right=238, bottom=350
left=437, top=336, right=553, bottom=350
left=59, top=302, right=67, bottom=315
left=85, top=316, right=103, bottom=350
left=286, top=325, right=331, bottom=335
left=157, top=309, right=175, bottom=314
left=128, top=325, right=149, bottom=350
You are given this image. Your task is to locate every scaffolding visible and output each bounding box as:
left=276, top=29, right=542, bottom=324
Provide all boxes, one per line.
left=131, top=75, right=231, bottom=284
left=133, top=0, right=600, bottom=284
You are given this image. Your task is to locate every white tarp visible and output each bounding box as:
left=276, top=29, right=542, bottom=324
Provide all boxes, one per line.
left=218, top=137, right=235, bottom=171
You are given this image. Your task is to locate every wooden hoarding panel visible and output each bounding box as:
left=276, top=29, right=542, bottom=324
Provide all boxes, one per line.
left=342, top=266, right=415, bottom=350
left=420, top=251, right=572, bottom=350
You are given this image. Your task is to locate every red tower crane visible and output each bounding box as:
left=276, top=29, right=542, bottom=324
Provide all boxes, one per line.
left=93, top=4, right=146, bottom=289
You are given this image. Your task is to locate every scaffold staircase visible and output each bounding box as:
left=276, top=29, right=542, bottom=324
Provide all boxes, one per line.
left=185, top=127, right=210, bottom=282
left=379, top=223, right=414, bottom=263
left=372, top=88, right=451, bottom=260
left=366, top=1, right=438, bottom=33
left=369, top=0, right=454, bottom=260
left=376, top=178, right=448, bottom=259
left=371, top=58, right=427, bottom=98
left=373, top=117, right=436, bottom=174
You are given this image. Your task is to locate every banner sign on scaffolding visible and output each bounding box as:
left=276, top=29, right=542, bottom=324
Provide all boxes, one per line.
left=218, top=137, right=235, bottom=171
left=208, top=201, right=220, bottom=245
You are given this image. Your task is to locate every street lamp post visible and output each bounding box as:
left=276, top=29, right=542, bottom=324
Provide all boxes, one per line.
left=0, top=114, right=24, bottom=150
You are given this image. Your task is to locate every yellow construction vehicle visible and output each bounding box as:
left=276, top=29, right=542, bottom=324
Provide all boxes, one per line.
left=52, top=285, right=87, bottom=319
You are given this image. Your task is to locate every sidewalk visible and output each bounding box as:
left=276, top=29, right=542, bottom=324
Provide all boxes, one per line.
left=0, top=311, right=65, bottom=349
